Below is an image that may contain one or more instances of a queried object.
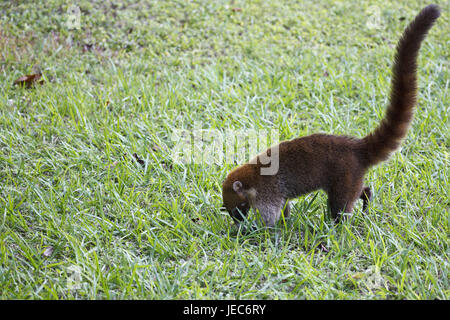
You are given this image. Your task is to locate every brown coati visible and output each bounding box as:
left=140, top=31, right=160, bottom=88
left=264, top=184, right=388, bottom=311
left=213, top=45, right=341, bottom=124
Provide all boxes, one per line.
left=222, top=5, right=441, bottom=226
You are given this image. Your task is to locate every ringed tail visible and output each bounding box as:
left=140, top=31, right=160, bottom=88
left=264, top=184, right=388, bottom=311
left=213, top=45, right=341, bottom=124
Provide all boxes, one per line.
left=361, top=4, right=441, bottom=167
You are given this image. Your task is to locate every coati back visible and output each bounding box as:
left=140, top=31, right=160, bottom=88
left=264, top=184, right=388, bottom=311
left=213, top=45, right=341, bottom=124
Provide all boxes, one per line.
left=222, top=5, right=441, bottom=226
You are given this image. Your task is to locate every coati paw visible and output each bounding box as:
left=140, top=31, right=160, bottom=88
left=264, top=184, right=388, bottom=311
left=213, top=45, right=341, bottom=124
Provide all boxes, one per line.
left=360, top=186, right=372, bottom=213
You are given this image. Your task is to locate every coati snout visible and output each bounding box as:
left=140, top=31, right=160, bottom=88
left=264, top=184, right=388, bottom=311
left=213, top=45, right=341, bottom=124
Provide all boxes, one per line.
left=222, top=180, right=252, bottom=223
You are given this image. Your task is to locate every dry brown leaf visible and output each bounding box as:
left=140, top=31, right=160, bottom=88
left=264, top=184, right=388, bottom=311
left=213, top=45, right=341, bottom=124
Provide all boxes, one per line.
left=13, top=73, right=44, bottom=88
left=83, top=43, right=94, bottom=52
left=318, top=243, right=329, bottom=252
left=133, top=153, right=145, bottom=167
left=191, top=217, right=201, bottom=223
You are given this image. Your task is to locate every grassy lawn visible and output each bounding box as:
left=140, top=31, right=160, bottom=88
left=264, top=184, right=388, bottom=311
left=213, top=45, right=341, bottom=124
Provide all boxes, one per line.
left=0, top=0, right=448, bottom=299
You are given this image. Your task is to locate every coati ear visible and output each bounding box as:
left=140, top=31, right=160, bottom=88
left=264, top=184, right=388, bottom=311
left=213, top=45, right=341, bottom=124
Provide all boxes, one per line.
left=232, top=180, right=256, bottom=202
left=232, top=181, right=243, bottom=193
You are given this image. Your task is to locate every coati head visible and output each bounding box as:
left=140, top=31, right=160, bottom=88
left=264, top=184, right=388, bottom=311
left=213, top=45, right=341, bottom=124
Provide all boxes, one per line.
left=222, top=165, right=258, bottom=224
left=222, top=180, right=251, bottom=223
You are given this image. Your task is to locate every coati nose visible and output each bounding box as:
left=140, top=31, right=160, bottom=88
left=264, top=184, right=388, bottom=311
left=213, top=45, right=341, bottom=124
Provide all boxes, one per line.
left=231, top=207, right=247, bottom=221
left=231, top=207, right=240, bottom=217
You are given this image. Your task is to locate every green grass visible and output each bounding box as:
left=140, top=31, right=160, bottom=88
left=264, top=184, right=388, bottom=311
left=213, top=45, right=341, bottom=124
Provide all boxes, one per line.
left=0, top=0, right=448, bottom=299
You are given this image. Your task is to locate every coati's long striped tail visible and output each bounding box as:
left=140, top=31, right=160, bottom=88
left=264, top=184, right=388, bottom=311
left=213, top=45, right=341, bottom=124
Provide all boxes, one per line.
left=361, top=5, right=440, bottom=167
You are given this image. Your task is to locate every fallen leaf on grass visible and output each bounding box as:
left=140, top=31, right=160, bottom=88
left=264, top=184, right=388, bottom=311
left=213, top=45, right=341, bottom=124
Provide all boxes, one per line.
left=13, top=73, right=44, bottom=88
left=133, top=153, right=145, bottom=167
left=82, top=43, right=94, bottom=52
left=318, top=243, right=329, bottom=252
left=43, top=246, right=54, bottom=257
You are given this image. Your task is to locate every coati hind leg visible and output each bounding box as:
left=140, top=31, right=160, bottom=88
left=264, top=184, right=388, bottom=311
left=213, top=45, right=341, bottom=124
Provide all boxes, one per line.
left=327, top=182, right=364, bottom=222
left=360, top=186, right=372, bottom=213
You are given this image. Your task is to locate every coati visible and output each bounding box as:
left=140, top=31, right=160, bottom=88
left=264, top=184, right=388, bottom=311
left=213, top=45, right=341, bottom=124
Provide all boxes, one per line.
left=222, top=5, right=441, bottom=227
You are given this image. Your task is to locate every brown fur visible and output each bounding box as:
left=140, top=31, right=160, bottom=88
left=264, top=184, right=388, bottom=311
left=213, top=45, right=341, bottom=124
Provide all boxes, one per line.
left=222, top=5, right=441, bottom=226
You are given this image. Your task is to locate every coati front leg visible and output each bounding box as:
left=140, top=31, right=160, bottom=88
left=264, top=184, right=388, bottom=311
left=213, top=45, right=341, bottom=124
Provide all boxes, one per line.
left=253, top=197, right=286, bottom=227
left=282, top=200, right=291, bottom=218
